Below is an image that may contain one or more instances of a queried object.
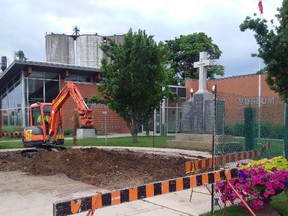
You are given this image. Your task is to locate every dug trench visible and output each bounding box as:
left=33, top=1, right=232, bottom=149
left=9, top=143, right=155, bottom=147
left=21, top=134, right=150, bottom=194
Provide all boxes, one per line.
left=0, top=147, right=208, bottom=190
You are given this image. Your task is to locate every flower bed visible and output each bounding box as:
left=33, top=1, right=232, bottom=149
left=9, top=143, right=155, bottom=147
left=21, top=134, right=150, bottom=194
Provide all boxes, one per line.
left=216, top=156, right=288, bottom=212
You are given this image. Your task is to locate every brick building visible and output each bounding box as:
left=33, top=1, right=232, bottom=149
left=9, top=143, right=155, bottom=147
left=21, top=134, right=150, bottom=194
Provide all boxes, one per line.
left=185, top=73, right=285, bottom=127
left=0, top=61, right=130, bottom=135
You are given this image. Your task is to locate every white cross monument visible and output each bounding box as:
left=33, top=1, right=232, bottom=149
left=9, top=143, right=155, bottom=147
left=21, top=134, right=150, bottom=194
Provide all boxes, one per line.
left=193, top=52, right=214, bottom=94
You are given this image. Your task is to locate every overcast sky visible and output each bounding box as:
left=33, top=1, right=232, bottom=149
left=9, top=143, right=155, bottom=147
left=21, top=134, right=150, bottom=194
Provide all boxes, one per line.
left=0, top=0, right=283, bottom=77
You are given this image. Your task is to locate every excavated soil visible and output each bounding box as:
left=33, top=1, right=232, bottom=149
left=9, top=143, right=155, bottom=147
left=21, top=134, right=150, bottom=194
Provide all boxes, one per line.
left=0, top=147, right=195, bottom=190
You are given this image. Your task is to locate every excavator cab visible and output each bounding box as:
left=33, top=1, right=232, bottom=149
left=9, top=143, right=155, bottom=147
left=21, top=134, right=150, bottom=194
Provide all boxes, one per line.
left=22, top=102, right=64, bottom=148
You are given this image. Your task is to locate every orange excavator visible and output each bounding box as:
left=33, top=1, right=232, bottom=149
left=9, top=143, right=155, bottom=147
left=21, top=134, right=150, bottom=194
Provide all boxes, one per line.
left=22, top=81, right=94, bottom=154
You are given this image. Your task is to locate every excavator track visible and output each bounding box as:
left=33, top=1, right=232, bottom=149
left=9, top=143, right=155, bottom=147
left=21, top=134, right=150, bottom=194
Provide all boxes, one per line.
left=21, top=149, right=39, bottom=158
left=21, top=145, right=68, bottom=158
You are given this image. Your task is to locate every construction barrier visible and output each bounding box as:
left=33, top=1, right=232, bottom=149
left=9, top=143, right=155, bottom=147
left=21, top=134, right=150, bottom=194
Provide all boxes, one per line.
left=185, top=143, right=270, bottom=174
left=53, top=168, right=239, bottom=216
left=0, top=131, right=23, bottom=138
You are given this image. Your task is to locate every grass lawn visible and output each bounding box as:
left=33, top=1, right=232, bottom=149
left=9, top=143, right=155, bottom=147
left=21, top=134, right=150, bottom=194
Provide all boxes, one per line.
left=232, top=137, right=284, bottom=158
left=0, top=135, right=285, bottom=158
left=200, top=205, right=246, bottom=216
left=0, top=137, right=22, bottom=149
left=64, top=135, right=174, bottom=148
left=0, top=135, right=175, bottom=149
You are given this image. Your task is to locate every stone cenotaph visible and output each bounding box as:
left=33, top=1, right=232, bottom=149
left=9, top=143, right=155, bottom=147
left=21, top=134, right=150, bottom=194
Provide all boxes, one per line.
left=167, top=52, right=224, bottom=151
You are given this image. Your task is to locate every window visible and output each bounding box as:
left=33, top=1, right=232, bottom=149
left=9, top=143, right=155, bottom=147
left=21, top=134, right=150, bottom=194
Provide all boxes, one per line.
left=32, top=107, right=41, bottom=125
left=27, top=71, right=43, bottom=78
left=45, top=80, right=59, bottom=102
left=45, top=72, right=58, bottom=80
left=25, top=71, right=59, bottom=106
left=64, top=74, right=91, bottom=83
left=28, top=79, right=44, bottom=103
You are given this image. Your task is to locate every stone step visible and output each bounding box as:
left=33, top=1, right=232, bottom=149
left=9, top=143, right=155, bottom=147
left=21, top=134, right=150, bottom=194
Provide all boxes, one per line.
left=175, top=134, right=232, bottom=142
left=166, top=140, right=212, bottom=151
left=175, top=133, right=213, bottom=142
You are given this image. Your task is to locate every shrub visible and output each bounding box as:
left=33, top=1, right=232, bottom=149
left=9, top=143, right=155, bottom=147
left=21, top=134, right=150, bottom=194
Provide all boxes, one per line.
left=269, top=124, right=284, bottom=139
left=64, top=127, right=98, bottom=136
left=2, top=125, right=24, bottom=133
left=225, top=122, right=285, bottom=139
left=64, top=128, right=74, bottom=136
left=225, top=122, right=244, bottom=136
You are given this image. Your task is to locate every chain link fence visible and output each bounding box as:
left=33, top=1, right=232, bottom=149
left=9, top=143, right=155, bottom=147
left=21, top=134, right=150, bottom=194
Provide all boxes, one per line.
left=212, top=90, right=286, bottom=212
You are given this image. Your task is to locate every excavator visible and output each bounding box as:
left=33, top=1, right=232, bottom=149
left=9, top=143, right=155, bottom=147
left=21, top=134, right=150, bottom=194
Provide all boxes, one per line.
left=22, top=81, right=94, bottom=156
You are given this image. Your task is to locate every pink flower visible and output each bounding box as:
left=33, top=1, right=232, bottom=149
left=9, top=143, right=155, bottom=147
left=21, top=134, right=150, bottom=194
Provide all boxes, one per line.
left=269, top=188, right=275, bottom=195
left=257, top=200, right=264, bottom=206
left=235, top=183, right=241, bottom=189
left=253, top=190, right=258, bottom=196
left=273, top=179, right=279, bottom=185
left=245, top=182, right=252, bottom=187
left=243, top=169, right=249, bottom=175
left=252, top=199, right=258, bottom=206
left=266, top=182, right=272, bottom=188
left=239, top=177, right=245, bottom=183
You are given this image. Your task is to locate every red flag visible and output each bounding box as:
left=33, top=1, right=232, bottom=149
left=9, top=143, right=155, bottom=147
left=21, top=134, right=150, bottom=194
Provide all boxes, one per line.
left=258, top=0, right=263, bottom=14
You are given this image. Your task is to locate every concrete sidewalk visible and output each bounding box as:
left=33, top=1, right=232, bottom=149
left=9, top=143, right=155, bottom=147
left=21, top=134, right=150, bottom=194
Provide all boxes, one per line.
left=93, top=187, right=211, bottom=216
left=0, top=171, right=212, bottom=216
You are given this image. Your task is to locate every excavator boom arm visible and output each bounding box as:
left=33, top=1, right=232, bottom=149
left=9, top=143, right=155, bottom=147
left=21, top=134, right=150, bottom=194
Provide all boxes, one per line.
left=49, top=82, right=94, bottom=136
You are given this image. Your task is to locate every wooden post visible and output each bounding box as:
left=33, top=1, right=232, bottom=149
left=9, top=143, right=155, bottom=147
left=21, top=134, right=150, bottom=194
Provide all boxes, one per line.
left=72, top=111, right=79, bottom=145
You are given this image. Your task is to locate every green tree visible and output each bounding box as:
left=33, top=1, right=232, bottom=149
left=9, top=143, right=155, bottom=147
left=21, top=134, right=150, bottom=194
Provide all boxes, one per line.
left=91, top=29, right=177, bottom=143
left=165, top=32, right=224, bottom=83
left=239, top=1, right=288, bottom=99
left=240, top=1, right=288, bottom=159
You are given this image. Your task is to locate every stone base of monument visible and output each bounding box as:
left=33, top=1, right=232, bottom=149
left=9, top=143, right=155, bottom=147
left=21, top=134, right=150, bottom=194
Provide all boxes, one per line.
left=217, top=142, right=242, bottom=154
left=166, top=134, right=213, bottom=151
left=166, top=134, right=236, bottom=152
left=76, top=128, right=96, bottom=139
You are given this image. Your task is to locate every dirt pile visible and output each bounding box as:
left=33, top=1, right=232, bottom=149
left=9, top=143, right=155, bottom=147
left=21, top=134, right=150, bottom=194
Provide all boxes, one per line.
left=0, top=148, right=193, bottom=190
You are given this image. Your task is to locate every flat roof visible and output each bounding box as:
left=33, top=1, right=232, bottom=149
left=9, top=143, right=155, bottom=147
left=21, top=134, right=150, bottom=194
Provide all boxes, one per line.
left=0, top=60, right=100, bottom=87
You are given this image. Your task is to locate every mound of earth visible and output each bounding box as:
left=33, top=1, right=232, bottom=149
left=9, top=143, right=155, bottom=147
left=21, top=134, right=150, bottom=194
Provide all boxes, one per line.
left=0, top=147, right=195, bottom=190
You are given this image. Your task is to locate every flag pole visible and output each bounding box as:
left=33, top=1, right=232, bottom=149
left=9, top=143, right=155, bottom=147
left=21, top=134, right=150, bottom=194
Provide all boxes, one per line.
left=258, top=60, right=261, bottom=139
left=257, top=0, right=263, bottom=140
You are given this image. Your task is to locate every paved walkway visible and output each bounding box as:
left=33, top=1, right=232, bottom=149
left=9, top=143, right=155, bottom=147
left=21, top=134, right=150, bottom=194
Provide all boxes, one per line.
left=0, top=171, right=212, bottom=216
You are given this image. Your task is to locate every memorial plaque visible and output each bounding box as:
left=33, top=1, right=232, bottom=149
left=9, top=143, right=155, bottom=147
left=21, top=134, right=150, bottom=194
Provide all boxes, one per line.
left=192, top=94, right=204, bottom=134
left=204, top=100, right=214, bottom=134
left=181, top=101, right=193, bottom=133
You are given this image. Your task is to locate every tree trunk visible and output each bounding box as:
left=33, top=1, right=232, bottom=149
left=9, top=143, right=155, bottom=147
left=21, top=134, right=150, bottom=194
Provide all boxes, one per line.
left=145, top=121, right=150, bottom=136
left=129, top=119, right=139, bottom=143
left=131, top=127, right=138, bottom=143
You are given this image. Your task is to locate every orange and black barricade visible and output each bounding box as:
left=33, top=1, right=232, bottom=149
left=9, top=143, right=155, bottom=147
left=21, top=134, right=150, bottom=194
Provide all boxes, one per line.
left=184, top=145, right=269, bottom=174
left=53, top=168, right=238, bottom=216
